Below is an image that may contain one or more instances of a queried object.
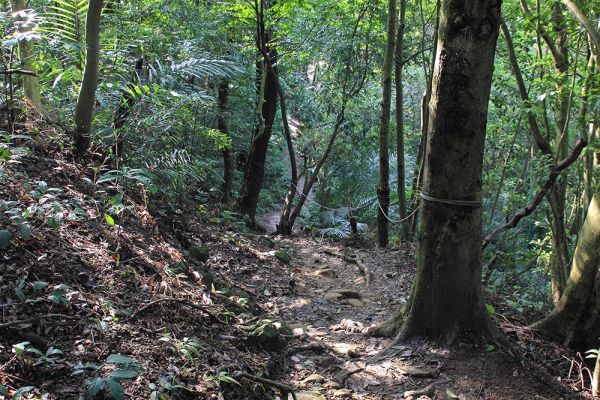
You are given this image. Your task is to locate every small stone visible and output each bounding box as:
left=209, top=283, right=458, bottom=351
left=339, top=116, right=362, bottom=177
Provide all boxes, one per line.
left=314, top=268, right=336, bottom=277
left=296, top=391, right=325, bottom=400
left=293, top=327, right=305, bottom=336
left=324, top=292, right=343, bottom=301
left=346, top=299, right=364, bottom=307
left=302, top=374, right=325, bottom=384
left=333, top=389, right=353, bottom=398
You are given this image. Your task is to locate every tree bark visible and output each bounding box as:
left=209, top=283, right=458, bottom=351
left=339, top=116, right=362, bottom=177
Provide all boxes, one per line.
left=10, top=0, right=43, bottom=112
left=408, top=0, right=441, bottom=238
left=237, top=0, right=278, bottom=221
left=531, top=190, right=600, bottom=351
left=218, top=80, right=234, bottom=206
left=74, top=0, right=104, bottom=156
left=377, top=0, right=397, bottom=248
left=380, top=0, right=501, bottom=339
left=395, top=0, right=408, bottom=240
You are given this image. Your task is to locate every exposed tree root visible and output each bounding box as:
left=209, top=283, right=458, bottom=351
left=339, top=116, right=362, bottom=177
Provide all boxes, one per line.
left=234, top=372, right=297, bottom=400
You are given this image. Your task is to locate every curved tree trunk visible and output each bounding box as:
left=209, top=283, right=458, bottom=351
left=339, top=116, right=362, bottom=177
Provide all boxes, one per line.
left=379, top=0, right=501, bottom=339
left=74, top=0, right=104, bottom=156
left=10, top=0, right=43, bottom=112
left=532, top=190, right=600, bottom=351
left=377, top=0, right=397, bottom=248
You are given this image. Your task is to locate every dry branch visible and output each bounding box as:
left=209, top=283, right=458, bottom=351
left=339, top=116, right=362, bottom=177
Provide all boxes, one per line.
left=0, top=314, right=79, bottom=329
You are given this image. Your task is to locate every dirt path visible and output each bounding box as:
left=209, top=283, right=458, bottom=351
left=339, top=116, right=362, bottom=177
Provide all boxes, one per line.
left=267, top=238, right=583, bottom=400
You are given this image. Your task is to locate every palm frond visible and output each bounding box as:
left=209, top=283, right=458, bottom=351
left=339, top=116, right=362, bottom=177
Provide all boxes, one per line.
left=39, top=0, right=87, bottom=66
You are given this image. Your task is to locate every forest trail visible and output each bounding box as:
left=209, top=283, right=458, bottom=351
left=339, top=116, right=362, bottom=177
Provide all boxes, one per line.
left=0, top=148, right=587, bottom=400
left=267, top=239, right=581, bottom=400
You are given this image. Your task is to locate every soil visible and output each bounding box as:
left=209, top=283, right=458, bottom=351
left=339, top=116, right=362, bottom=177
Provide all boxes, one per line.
left=0, top=139, right=594, bottom=399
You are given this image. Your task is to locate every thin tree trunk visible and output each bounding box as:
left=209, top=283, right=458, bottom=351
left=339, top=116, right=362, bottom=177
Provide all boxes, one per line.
left=10, top=0, right=43, bottom=112
left=74, top=0, right=104, bottom=155
left=218, top=80, right=234, bottom=206
left=379, top=0, right=501, bottom=339
left=395, top=0, right=408, bottom=239
left=377, top=0, right=397, bottom=248
left=408, top=0, right=441, bottom=237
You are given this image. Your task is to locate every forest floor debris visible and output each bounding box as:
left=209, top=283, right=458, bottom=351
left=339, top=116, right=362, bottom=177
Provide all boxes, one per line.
left=0, top=146, right=593, bottom=399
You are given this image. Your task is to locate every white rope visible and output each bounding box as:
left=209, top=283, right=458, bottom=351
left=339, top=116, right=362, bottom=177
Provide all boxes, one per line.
left=420, top=192, right=482, bottom=208
left=376, top=199, right=420, bottom=224
left=289, top=181, right=419, bottom=224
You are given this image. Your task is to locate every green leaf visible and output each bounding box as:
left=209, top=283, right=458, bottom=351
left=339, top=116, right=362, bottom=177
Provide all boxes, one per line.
left=106, top=379, right=125, bottom=400
left=0, top=230, right=12, bottom=249
left=485, top=303, right=496, bottom=314
left=110, top=369, right=139, bottom=379
left=0, top=147, right=12, bottom=161
left=13, top=386, right=35, bottom=400
left=104, top=213, right=115, bottom=226
left=106, top=354, right=136, bottom=365
left=20, top=224, right=32, bottom=240
left=109, top=193, right=124, bottom=206
left=86, top=377, right=104, bottom=399
left=12, top=341, right=30, bottom=355
left=0, top=383, right=8, bottom=396
left=33, top=281, right=49, bottom=291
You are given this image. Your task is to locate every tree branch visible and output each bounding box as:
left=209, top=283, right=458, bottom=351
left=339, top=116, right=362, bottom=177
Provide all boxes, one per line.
left=483, top=137, right=588, bottom=249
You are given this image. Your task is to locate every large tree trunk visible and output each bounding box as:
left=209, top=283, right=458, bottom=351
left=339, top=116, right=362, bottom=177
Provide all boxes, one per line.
left=74, top=0, right=104, bottom=156
left=376, top=0, right=397, bottom=248
left=218, top=80, right=234, bottom=206
left=395, top=0, right=408, bottom=240
left=532, top=190, right=600, bottom=351
left=10, top=0, right=43, bottom=112
left=379, top=0, right=501, bottom=339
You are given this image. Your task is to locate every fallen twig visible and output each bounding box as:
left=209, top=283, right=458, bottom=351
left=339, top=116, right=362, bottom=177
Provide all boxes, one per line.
left=0, top=314, right=79, bottom=329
